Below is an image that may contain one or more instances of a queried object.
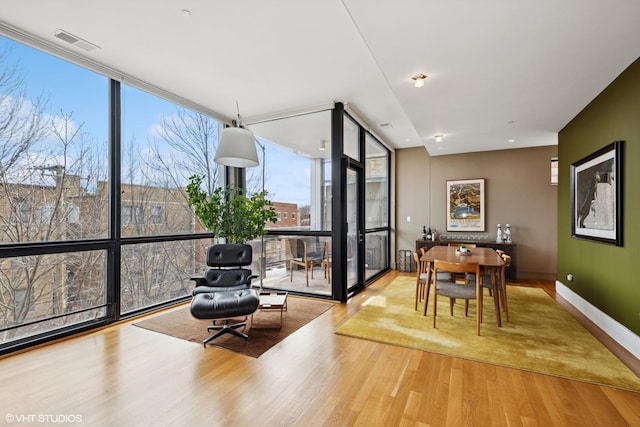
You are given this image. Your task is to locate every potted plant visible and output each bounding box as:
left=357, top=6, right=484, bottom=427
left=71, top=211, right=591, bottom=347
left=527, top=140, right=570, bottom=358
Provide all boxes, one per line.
left=459, top=243, right=468, bottom=254
left=186, top=174, right=277, bottom=244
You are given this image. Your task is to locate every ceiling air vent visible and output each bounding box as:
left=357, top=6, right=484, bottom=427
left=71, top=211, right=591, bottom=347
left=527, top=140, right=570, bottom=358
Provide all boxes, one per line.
left=54, top=29, right=100, bottom=52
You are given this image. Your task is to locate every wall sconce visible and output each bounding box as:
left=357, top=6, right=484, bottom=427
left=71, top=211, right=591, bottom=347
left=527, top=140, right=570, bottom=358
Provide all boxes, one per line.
left=412, top=73, right=427, bottom=88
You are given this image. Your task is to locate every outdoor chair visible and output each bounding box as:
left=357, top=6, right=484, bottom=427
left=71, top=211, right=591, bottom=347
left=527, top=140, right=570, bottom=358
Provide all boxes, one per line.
left=290, top=240, right=326, bottom=287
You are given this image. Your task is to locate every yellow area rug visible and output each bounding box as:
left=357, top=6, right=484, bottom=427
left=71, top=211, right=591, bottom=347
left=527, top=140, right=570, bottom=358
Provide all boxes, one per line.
left=336, top=276, right=640, bottom=391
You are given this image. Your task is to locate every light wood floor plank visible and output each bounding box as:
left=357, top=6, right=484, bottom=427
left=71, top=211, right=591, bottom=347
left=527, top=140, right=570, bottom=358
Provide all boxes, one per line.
left=0, top=271, right=639, bottom=426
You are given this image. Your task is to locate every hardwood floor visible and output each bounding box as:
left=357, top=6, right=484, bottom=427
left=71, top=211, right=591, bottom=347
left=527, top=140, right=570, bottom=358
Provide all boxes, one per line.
left=1, top=271, right=639, bottom=426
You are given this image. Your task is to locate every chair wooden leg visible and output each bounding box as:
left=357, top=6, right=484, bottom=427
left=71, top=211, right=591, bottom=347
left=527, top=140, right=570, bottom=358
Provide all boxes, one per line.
left=290, top=261, right=293, bottom=282
left=323, top=260, right=331, bottom=284
left=415, top=281, right=421, bottom=311
left=305, top=265, right=309, bottom=287
left=433, top=291, right=438, bottom=328
left=423, top=268, right=433, bottom=317
left=449, top=298, right=454, bottom=316
left=424, top=282, right=431, bottom=315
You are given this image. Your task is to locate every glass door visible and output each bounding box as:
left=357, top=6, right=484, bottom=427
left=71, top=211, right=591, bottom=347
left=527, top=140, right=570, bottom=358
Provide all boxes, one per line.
left=346, top=166, right=364, bottom=294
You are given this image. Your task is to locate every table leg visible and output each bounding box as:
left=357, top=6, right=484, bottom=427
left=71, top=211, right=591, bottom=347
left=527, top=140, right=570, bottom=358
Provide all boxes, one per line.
left=476, top=277, right=482, bottom=335
left=501, top=266, right=509, bottom=322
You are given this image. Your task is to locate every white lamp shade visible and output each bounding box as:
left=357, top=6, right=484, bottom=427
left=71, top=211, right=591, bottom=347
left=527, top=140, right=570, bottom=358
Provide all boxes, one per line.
left=214, top=127, right=259, bottom=168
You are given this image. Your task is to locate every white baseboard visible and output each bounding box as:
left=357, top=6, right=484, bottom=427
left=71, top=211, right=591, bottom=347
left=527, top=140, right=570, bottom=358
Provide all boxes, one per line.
left=556, top=280, right=640, bottom=359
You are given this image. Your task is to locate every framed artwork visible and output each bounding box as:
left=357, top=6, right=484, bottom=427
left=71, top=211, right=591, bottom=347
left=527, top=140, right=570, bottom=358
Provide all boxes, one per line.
left=551, top=157, right=558, bottom=185
left=570, top=141, right=623, bottom=246
left=446, top=178, right=485, bottom=232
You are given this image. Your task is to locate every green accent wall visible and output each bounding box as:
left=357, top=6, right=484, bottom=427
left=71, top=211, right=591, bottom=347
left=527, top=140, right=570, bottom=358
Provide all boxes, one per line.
left=558, top=57, right=640, bottom=335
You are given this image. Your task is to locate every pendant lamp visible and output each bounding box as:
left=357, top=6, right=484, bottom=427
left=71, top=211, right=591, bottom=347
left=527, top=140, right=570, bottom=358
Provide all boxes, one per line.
left=214, top=124, right=259, bottom=168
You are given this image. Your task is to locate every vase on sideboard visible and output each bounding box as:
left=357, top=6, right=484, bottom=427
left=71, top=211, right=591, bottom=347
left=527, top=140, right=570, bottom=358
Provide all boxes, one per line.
left=505, top=224, right=512, bottom=243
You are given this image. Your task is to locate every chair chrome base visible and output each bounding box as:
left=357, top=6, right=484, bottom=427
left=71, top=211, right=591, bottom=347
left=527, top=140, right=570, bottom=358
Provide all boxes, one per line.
left=203, top=318, right=249, bottom=346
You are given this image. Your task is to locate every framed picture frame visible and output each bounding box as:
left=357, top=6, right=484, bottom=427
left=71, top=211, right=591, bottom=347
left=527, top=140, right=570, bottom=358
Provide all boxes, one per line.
left=551, top=157, right=558, bottom=185
left=570, top=141, right=623, bottom=246
left=446, top=178, right=485, bottom=232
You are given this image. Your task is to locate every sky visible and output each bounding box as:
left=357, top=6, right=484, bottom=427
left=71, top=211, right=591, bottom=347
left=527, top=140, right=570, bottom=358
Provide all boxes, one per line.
left=0, top=35, right=313, bottom=207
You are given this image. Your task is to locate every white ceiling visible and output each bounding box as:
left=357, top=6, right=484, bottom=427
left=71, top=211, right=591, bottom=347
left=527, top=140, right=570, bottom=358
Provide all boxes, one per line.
left=1, top=0, right=638, bottom=156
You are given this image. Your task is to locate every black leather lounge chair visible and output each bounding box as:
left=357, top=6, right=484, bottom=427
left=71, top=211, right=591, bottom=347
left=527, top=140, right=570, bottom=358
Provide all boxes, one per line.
left=190, top=243, right=260, bottom=346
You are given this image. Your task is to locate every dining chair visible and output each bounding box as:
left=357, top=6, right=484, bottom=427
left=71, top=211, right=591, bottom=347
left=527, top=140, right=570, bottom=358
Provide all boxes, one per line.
left=446, top=243, right=477, bottom=282
left=497, top=254, right=511, bottom=321
left=419, top=247, right=453, bottom=280
left=467, top=252, right=510, bottom=322
left=413, top=251, right=430, bottom=310
left=290, top=240, right=326, bottom=287
left=432, top=259, right=483, bottom=335
left=447, top=243, right=477, bottom=248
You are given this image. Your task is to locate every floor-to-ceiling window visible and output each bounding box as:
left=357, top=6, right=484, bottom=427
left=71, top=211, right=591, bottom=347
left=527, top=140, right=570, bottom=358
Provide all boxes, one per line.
left=364, top=133, right=390, bottom=280
left=0, top=35, right=110, bottom=348
left=0, top=34, right=220, bottom=353
left=0, top=31, right=392, bottom=353
left=243, top=107, right=391, bottom=298
left=119, top=85, right=223, bottom=312
left=246, top=110, right=334, bottom=296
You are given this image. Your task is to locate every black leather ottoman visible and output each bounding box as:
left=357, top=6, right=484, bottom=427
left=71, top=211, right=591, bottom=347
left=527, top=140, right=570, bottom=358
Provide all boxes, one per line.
left=190, top=288, right=260, bottom=345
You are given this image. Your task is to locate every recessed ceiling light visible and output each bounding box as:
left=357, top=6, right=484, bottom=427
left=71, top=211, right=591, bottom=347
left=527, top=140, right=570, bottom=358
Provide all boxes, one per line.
left=181, top=9, right=192, bottom=17
left=508, top=139, right=516, bottom=143
left=434, top=135, right=443, bottom=142
left=412, top=73, right=427, bottom=88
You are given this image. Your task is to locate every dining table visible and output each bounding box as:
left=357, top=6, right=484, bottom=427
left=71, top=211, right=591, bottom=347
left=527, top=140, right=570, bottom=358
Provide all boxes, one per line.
left=420, top=246, right=505, bottom=327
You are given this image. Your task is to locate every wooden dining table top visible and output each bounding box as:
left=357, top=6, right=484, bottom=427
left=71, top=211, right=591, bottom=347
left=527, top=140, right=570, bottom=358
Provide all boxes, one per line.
left=420, top=246, right=505, bottom=267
